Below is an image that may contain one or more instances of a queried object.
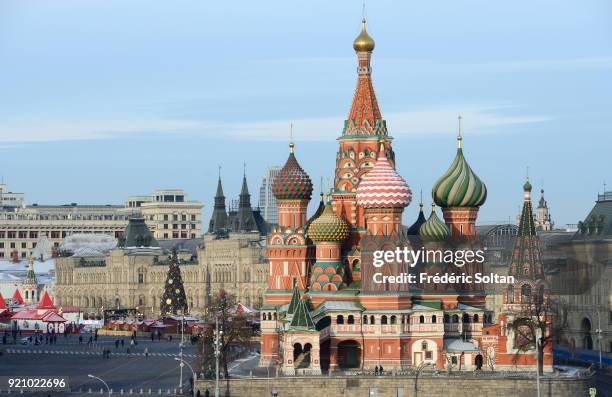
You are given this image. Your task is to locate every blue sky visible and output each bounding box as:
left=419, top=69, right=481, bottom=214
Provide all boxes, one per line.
left=0, top=0, right=610, bottom=227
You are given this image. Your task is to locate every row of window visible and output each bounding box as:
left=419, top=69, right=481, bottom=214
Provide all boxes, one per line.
left=161, top=214, right=197, bottom=222
left=161, top=223, right=197, bottom=230
left=160, top=232, right=196, bottom=239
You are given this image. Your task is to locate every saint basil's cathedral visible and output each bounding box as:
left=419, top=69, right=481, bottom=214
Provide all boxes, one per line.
left=258, top=18, right=552, bottom=374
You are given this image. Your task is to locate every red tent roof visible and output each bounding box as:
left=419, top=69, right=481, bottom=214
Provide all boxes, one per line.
left=0, top=292, right=6, bottom=309
left=11, top=289, right=24, bottom=305
left=36, top=291, right=56, bottom=310
left=11, top=309, right=43, bottom=320
left=42, top=311, right=66, bottom=322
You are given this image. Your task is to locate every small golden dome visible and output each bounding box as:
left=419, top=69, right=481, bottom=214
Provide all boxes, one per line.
left=353, top=17, right=375, bottom=52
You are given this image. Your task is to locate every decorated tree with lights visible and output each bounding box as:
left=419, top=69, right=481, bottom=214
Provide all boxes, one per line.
left=160, top=248, right=188, bottom=316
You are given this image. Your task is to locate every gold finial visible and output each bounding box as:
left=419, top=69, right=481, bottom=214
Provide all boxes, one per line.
left=457, top=113, right=463, bottom=149
left=319, top=176, right=324, bottom=201
left=419, top=190, right=423, bottom=208
left=289, top=123, right=295, bottom=153
left=430, top=202, right=436, bottom=214
left=378, top=138, right=385, bottom=153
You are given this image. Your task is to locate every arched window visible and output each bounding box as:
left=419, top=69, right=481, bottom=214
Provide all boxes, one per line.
left=507, top=285, right=514, bottom=303
left=444, top=314, right=450, bottom=323
left=419, top=315, right=425, bottom=324
left=370, top=315, right=375, bottom=325
left=390, top=315, right=397, bottom=325
left=421, top=341, right=428, bottom=351
left=452, top=314, right=459, bottom=323
left=462, top=313, right=470, bottom=323
left=337, top=315, right=344, bottom=325
left=473, top=314, right=479, bottom=323
left=521, top=284, right=532, bottom=303
left=363, top=315, right=368, bottom=325
left=381, top=315, right=388, bottom=325
left=348, top=315, right=355, bottom=324
left=432, top=315, right=437, bottom=324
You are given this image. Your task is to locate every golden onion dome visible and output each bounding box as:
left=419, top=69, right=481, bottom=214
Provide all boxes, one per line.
left=307, top=203, right=350, bottom=243
left=353, top=18, right=375, bottom=52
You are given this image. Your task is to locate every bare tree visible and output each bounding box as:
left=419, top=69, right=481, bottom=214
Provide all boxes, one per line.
left=197, top=290, right=253, bottom=378
left=509, top=295, right=568, bottom=375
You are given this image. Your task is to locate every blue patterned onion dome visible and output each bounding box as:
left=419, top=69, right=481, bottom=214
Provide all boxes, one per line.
left=419, top=204, right=450, bottom=241
left=272, top=143, right=314, bottom=200
left=307, top=203, right=350, bottom=242
left=432, top=133, right=487, bottom=208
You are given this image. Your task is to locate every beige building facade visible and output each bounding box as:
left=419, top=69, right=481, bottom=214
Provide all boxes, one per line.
left=199, top=232, right=268, bottom=308
left=54, top=221, right=268, bottom=318
left=0, top=186, right=202, bottom=261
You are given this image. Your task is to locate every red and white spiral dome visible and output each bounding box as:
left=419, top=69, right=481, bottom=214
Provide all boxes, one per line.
left=356, top=145, right=412, bottom=208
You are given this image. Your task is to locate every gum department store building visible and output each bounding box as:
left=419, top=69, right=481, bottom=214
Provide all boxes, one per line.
left=258, top=18, right=551, bottom=374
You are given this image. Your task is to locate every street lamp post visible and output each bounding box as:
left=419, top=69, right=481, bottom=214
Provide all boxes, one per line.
left=213, top=316, right=223, bottom=397
left=175, top=357, right=196, bottom=393
left=596, top=311, right=603, bottom=369
left=88, top=374, right=110, bottom=397
left=179, top=314, right=185, bottom=390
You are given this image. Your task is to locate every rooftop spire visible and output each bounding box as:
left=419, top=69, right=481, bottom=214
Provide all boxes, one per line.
left=289, top=123, right=295, bottom=153
left=457, top=114, right=463, bottom=149
left=344, top=16, right=384, bottom=136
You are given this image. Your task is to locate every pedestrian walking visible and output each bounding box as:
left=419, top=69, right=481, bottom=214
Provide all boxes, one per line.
left=115, top=339, right=119, bottom=349
left=79, top=335, right=83, bottom=344
left=150, top=332, right=154, bottom=342
left=374, top=366, right=379, bottom=375
left=144, top=347, right=149, bottom=358
left=204, top=388, right=209, bottom=397
left=121, top=338, right=124, bottom=347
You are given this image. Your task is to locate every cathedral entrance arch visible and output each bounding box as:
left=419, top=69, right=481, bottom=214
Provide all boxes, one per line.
left=337, top=340, right=361, bottom=369
left=475, top=354, right=483, bottom=370
left=581, top=317, right=593, bottom=350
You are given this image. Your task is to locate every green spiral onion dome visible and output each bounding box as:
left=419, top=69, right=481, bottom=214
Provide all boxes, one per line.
left=432, top=137, right=487, bottom=208
left=272, top=143, right=314, bottom=200
left=307, top=203, right=350, bottom=242
left=419, top=204, right=450, bottom=241
left=523, top=178, right=532, bottom=192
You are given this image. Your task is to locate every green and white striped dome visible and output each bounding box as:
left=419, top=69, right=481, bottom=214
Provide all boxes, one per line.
left=419, top=204, right=450, bottom=241
left=432, top=134, right=487, bottom=208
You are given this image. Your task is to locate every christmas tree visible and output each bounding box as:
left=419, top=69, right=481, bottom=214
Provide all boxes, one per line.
left=160, top=248, right=188, bottom=316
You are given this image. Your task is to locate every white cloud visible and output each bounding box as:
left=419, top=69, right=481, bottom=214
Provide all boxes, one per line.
left=217, top=106, right=551, bottom=141
left=0, top=106, right=551, bottom=143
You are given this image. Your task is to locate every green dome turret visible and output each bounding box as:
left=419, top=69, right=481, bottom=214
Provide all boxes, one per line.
left=432, top=116, right=487, bottom=208
left=307, top=203, right=350, bottom=242
left=419, top=204, right=450, bottom=241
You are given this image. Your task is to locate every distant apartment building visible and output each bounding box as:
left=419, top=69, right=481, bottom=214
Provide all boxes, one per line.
left=258, top=166, right=281, bottom=225
left=0, top=186, right=202, bottom=260
left=0, top=183, right=25, bottom=209
left=128, top=189, right=203, bottom=240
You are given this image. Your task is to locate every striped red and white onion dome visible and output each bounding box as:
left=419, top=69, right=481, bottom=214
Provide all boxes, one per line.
left=356, top=149, right=412, bottom=208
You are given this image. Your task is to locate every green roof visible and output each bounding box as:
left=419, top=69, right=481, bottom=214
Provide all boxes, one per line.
left=413, top=300, right=442, bottom=310
left=286, top=280, right=301, bottom=315
left=289, top=298, right=314, bottom=329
